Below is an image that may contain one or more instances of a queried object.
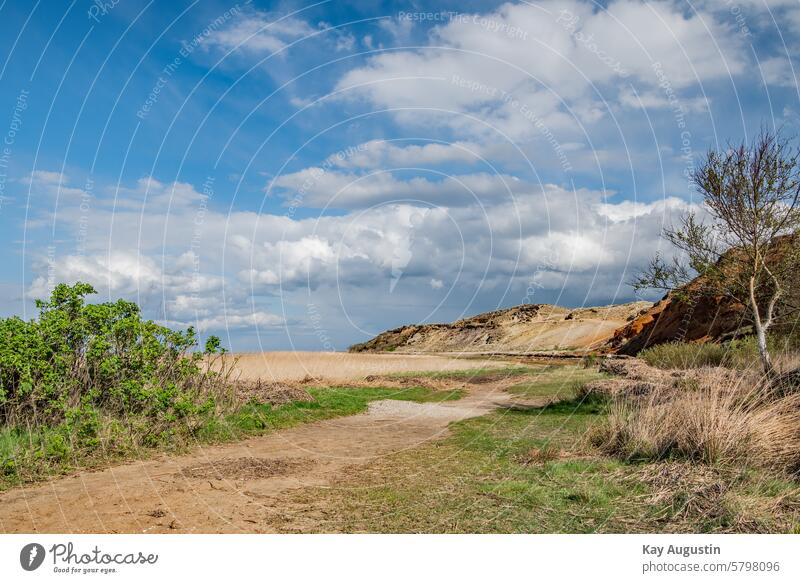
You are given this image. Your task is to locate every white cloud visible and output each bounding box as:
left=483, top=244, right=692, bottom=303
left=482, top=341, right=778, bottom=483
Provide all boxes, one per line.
left=596, top=196, right=691, bottom=222
left=188, top=310, right=284, bottom=332
left=759, top=56, right=798, bottom=88
left=27, top=251, right=224, bottom=303
left=201, top=9, right=357, bottom=58
left=327, top=140, right=485, bottom=169
left=335, top=0, right=747, bottom=121
left=241, top=236, right=339, bottom=288
left=24, top=170, right=87, bottom=200
left=114, top=176, right=209, bottom=209
left=202, top=12, right=315, bottom=54
left=272, top=168, right=521, bottom=208
left=27, top=171, right=694, bottom=340
left=618, top=87, right=709, bottom=112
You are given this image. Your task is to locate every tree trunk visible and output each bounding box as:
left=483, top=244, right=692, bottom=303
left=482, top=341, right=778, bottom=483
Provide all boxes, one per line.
left=755, top=324, right=774, bottom=376
left=749, top=276, right=775, bottom=376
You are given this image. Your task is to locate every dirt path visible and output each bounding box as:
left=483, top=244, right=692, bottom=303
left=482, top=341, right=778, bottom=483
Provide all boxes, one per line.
left=0, top=380, right=519, bottom=533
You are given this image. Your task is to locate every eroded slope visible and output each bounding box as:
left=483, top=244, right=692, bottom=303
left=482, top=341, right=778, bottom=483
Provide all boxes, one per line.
left=350, top=302, right=652, bottom=353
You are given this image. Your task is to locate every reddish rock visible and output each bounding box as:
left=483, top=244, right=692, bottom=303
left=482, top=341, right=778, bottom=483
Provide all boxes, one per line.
left=609, top=292, right=748, bottom=355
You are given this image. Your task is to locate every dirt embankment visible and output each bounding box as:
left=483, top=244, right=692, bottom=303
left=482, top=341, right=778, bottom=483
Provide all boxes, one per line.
left=609, top=293, right=747, bottom=355
left=610, top=235, right=800, bottom=354
left=349, top=302, right=652, bottom=354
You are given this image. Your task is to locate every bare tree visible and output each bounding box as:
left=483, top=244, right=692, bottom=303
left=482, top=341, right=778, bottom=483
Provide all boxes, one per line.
left=633, top=129, right=800, bottom=374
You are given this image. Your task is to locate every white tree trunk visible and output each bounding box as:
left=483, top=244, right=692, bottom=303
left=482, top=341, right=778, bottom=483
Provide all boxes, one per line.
left=755, top=323, right=773, bottom=375
left=749, top=275, right=775, bottom=375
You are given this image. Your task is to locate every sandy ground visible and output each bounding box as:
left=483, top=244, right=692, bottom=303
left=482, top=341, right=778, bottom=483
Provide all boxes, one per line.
left=0, top=376, right=522, bottom=533
left=215, top=351, right=502, bottom=382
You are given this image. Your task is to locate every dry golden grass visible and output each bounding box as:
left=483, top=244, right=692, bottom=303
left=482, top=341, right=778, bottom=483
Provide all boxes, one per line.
left=211, top=351, right=503, bottom=383
left=592, top=365, right=800, bottom=475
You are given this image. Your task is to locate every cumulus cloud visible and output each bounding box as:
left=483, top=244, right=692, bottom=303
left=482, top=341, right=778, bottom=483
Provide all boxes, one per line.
left=759, top=56, right=798, bottom=88
left=202, top=12, right=315, bottom=54
left=201, top=8, right=356, bottom=57
left=117, top=176, right=210, bottom=209
left=618, top=87, right=709, bottom=112
left=326, top=140, right=485, bottom=169
left=595, top=196, right=691, bottom=222
left=14, top=1, right=798, bottom=350
left=23, top=170, right=87, bottom=200
left=26, top=164, right=690, bottom=342
left=335, top=0, right=747, bottom=122
left=178, top=310, right=284, bottom=332
left=27, top=249, right=284, bottom=334
left=272, top=168, right=521, bottom=208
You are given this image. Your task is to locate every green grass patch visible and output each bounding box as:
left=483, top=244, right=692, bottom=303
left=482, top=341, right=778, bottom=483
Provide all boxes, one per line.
left=295, top=379, right=646, bottom=532
left=506, top=366, right=606, bottom=399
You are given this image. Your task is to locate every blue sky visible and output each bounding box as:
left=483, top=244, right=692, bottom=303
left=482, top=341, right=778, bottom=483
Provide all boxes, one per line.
left=0, top=0, right=798, bottom=350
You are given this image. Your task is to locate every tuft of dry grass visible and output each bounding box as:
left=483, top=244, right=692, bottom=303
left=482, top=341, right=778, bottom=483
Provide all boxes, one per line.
left=232, top=379, right=314, bottom=406
left=516, top=445, right=561, bottom=465
left=591, top=365, right=800, bottom=476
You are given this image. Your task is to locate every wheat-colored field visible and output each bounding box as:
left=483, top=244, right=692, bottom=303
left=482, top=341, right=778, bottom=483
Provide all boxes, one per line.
left=213, top=351, right=501, bottom=382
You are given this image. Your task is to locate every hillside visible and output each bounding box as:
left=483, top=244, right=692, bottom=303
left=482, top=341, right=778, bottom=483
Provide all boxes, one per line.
left=609, top=293, right=748, bottom=355
left=349, top=302, right=652, bottom=353
left=611, top=236, right=800, bottom=354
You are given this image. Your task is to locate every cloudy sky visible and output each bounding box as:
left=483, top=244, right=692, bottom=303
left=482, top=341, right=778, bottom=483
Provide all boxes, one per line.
left=0, top=0, right=798, bottom=350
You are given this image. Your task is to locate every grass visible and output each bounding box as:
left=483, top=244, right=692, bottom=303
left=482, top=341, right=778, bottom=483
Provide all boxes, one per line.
left=387, top=365, right=539, bottom=380
left=0, top=384, right=462, bottom=490
left=640, top=342, right=730, bottom=369
left=288, top=367, right=800, bottom=533
left=196, top=385, right=464, bottom=441
left=290, top=384, right=652, bottom=532
left=216, top=351, right=498, bottom=382
left=639, top=335, right=800, bottom=371
left=591, top=367, right=800, bottom=475
left=506, top=365, right=607, bottom=399
left=6, top=359, right=798, bottom=532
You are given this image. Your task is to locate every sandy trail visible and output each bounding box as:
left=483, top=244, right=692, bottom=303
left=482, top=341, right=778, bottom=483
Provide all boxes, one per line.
left=0, top=379, right=518, bottom=533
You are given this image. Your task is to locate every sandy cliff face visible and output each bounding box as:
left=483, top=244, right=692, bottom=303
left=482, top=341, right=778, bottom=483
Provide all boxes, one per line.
left=349, top=302, right=652, bottom=353
left=353, top=240, right=794, bottom=354
left=608, top=293, right=748, bottom=355
left=350, top=291, right=753, bottom=356
left=609, top=238, right=800, bottom=354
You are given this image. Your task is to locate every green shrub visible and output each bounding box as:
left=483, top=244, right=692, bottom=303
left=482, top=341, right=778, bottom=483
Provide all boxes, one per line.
left=0, top=282, right=224, bottom=426
left=0, top=283, right=232, bottom=485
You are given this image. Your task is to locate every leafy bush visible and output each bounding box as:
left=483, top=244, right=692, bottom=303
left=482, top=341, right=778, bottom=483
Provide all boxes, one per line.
left=0, top=283, right=234, bottom=486
left=0, top=282, right=225, bottom=427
